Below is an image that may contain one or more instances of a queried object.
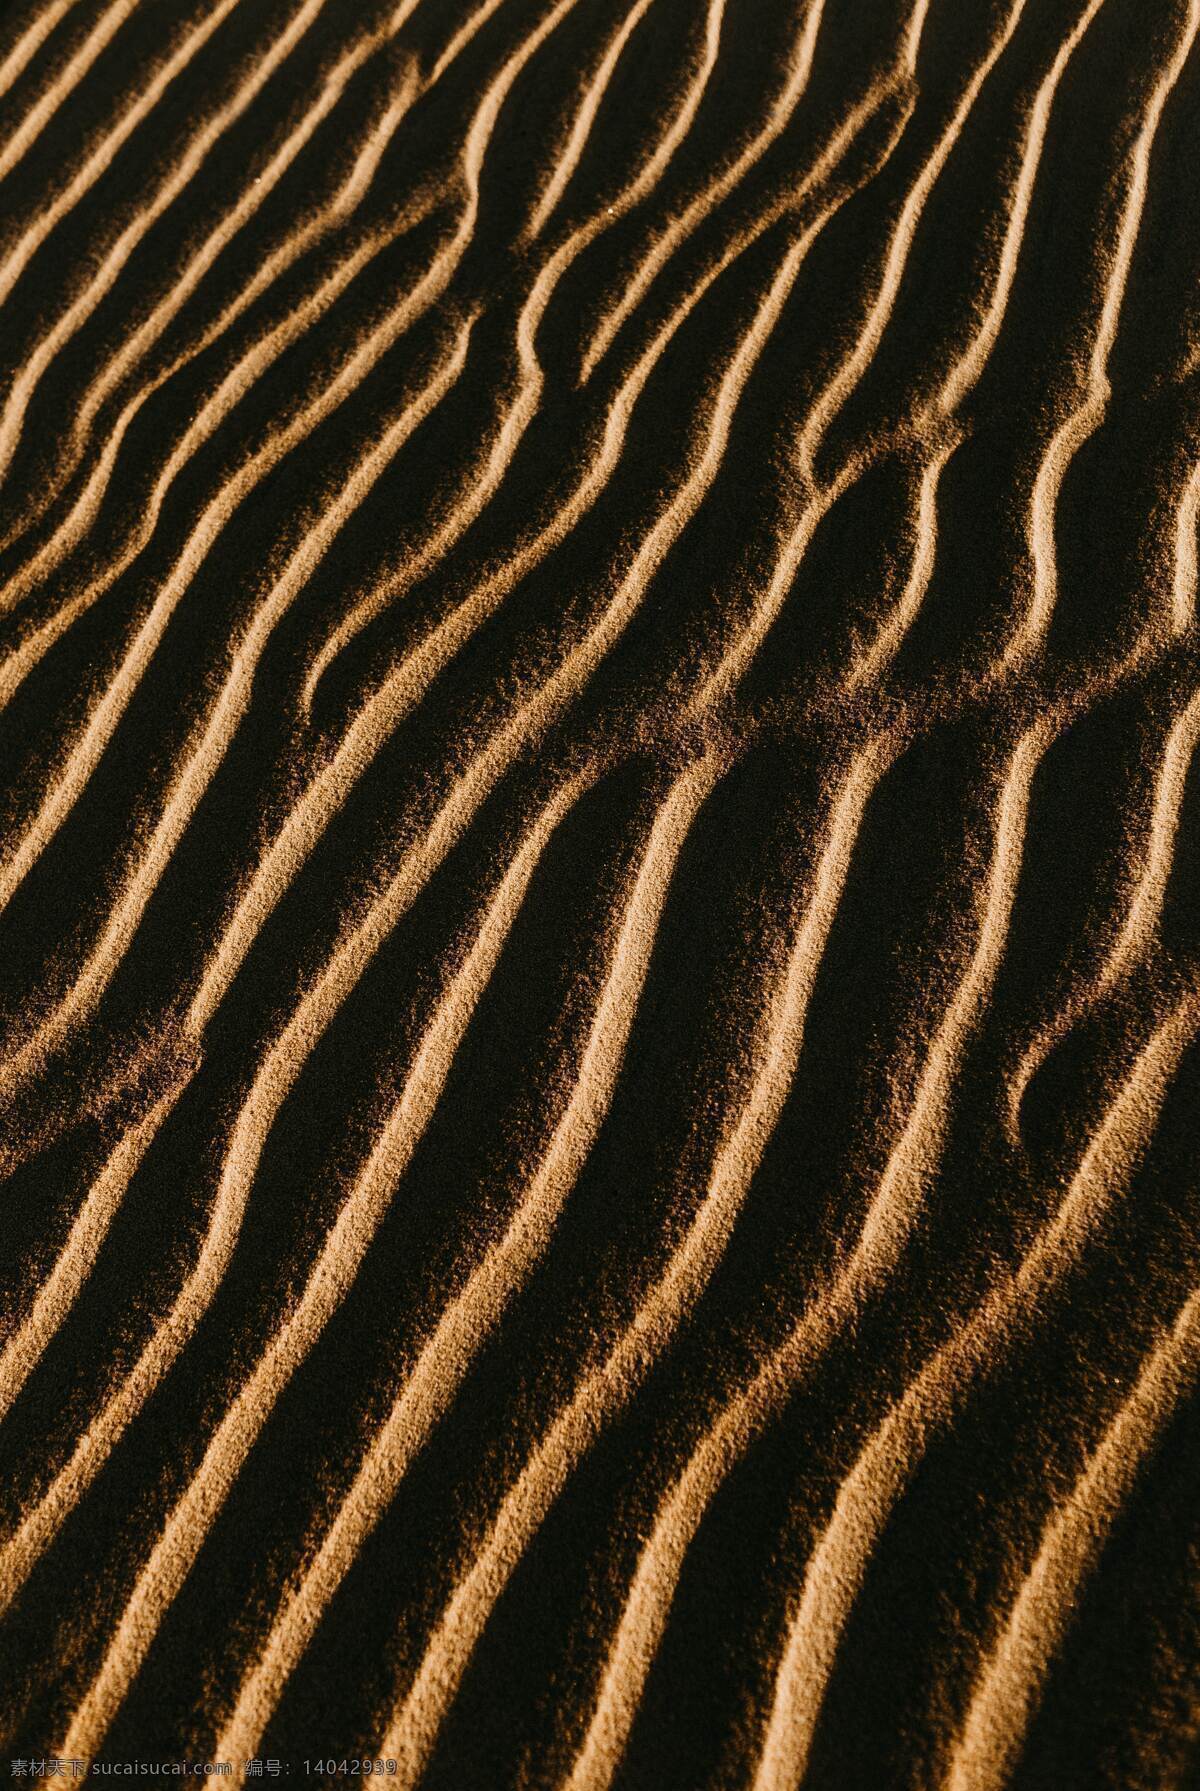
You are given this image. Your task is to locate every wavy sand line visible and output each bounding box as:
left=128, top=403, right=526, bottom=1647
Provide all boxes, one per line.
left=901, top=0, right=934, bottom=75
left=1065, top=682, right=1200, bottom=997
left=371, top=740, right=890, bottom=1783
left=0, top=192, right=472, bottom=906
left=0, top=0, right=245, bottom=315
left=272, top=0, right=616, bottom=701
left=1013, top=0, right=1200, bottom=665
left=1, top=0, right=549, bottom=581
left=750, top=983, right=1200, bottom=1791
left=302, top=0, right=729, bottom=706
left=686, top=454, right=853, bottom=718
left=0, top=266, right=767, bottom=1637
left=59, top=765, right=615, bottom=1758
left=28, top=129, right=909, bottom=1724
left=0, top=221, right=401, bottom=689
left=935, top=0, right=1108, bottom=416
left=843, top=0, right=1114, bottom=686
left=0, top=0, right=127, bottom=187
left=0, top=318, right=473, bottom=1100
left=524, top=0, right=660, bottom=239
left=560, top=717, right=1046, bottom=1788
left=201, top=84, right=903, bottom=1043
left=6, top=0, right=1197, bottom=1772
left=559, top=74, right=910, bottom=720
left=399, top=0, right=600, bottom=334
left=831, top=0, right=1115, bottom=694
left=0, top=494, right=526, bottom=1618
left=0, top=330, right=481, bottom=1621
left=579, top=0, right=949, bottom=391
left=0, top=0, right=78, bottom=110
left=945, top=1279, right=1200, bottom=1791
left=1172, top=457, right=1200, bottom=633
left=306, top=70, right=904, bottom=714
left=0, top=1077, right=192, bottom=1429
left=536, top=0, right=724, bottom=241
left=0, top=0, right=574, bottom=630
left=577, top=0, right=830, bottom=383
left=427, top=0, right=511, bottom=87
left=0, top=11, right=414, bottom=570
left=558, top=748, right=912, bottom=1791
left=423, top=0, right=659, bottom=96
left=213, top=753, right=720, bottom=1769
left=1009, top=676, right=1200, bottom=1138
left=847, top=440, right=953, bottom=691
left=0, top=0, right=336, bottom=500
left=688, top=0, right=1032, bottom=711
left=175, top=99, right=902, bottom=1248
left=796, top=0, right=1029, bottom=485
left=0, top=52, right=421, bottom=619
left=824, top=0, right=1192, bottom=699
left=837, top=720, right=1049, bottom=1263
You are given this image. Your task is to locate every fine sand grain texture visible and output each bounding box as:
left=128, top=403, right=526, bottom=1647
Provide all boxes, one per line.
left=2, top=1, right=1200, bottom=1785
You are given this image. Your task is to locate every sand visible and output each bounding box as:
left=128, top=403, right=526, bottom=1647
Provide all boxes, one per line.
left=1, top=0, right=1199, bottom=1783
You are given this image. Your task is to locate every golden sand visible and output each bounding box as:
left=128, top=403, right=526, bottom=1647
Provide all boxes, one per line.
left=1, top=0, right=1198, bottom=1782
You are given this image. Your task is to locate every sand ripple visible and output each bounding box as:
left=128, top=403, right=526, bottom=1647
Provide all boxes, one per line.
left=1, top=0, right=1199, bottom=1782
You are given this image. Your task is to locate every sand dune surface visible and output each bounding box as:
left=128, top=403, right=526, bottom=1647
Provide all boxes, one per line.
left=1, top=0, right=1199, bottom=1784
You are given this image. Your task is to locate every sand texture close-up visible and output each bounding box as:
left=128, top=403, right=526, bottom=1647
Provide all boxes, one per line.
left=2, top=0, right=1200, bottom=1783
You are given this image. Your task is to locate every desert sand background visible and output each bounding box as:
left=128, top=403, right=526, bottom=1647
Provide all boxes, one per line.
left=1, top=0, right=1199, bottom=1782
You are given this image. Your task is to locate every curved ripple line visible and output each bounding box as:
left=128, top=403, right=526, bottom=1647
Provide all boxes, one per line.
left=1009, top=677, right=1200, bottom=1139
left=0, top=6, right=415, bottom=568
left=202, top=81, right=905, bottom=1044
left=0, top=327, right=477, bottom=1635
left=560, top=718, right=1047, bottom=1789
left=946, top=1280, right=1200, bottom=1791
left=0, top=0, right=575, bottom=630
left=0, top=0, right=244, bottom=316
left=37, top=110, right=916, bottom=1759
left=1011, top=0, right=1200, bottom=666
left=214, top=752, right=719, bottom=1766
left=937, top=0, right=1109, bottom=418
left=750, top=984, right=1200, bottom=1791
left=0, top=49, right=421, bottom=621
left=371, top=738, right=889, bottom=1783
left=6, top=0, right=1197, bottom=1771
left=302, top=0, right=729, bottom=706
left=0, top=0, right=559, bottom=585
left=1172, top=458, right=1200, bottom=633
left=796, top=0, right=1029, bottom=488
left=682, top=0, right=1028, bottom=710
left=578, top=0, right=829, bottom=382
left=0, top=223, right=403, bottom=691
left=0, top=0, right=336, bottom=500
left=0, top=0, right=79, bottom=112
left=84, top=184, right=898, bottom=1663
left=0, top=0, right=128, bottom=189
left=1, top=215, right=802, bottom=1649
left=281, top=0, right=606, bottom=709
left=845, top=0, right=1114, bottom=689
left=0, top=1078, right=192, bottom=1430
left=0, top=317, right=475, bottom=1095
left=59, top=767, right=602, bottom=1758
left=524, top=0, right=659, bottom=239
left=711, top=0, right=1058, bottom=709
